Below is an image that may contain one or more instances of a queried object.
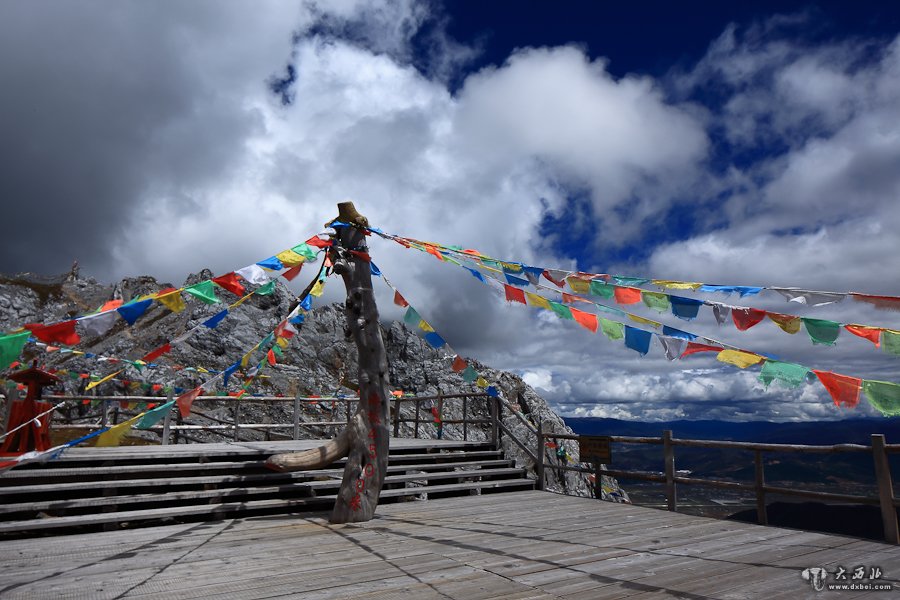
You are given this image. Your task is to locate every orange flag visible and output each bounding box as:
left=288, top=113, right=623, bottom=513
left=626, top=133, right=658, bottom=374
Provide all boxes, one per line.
left=570, top=308, right=598, bottom=333
left=177, top=387, right=204, bottom=418
left=844, top=325, right=881, bottom=348
left=813, top=370, right=861, bottom=408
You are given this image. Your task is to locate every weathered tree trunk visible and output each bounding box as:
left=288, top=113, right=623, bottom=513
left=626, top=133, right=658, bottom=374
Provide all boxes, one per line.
left=265, top=202, right=391, bottom=524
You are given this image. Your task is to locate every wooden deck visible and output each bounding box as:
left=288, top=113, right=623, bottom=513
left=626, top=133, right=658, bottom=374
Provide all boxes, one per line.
left=0, top=490, right=897, bottom=599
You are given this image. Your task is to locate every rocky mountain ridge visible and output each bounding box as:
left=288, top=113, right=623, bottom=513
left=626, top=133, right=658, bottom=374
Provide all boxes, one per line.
left=0, top=269, right=628, bottom=502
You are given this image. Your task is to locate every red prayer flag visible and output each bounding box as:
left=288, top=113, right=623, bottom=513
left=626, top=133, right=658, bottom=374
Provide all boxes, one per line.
left=141, top=343, right=171, bottom=363
left=176, top=387, right=204, bottom=418
left=813, top=370, right=861, bottom=408
left=25, top=320, right=81, bottom=346
left=212, top=272, right=246, bottom=297
left=613, top=287, right=642, bottom=305
left=267, top=349, right=277, bottom=366
left=731, top=307, right=767, bottom=331
left=393, top=291, right=409, bottom=307
left=281, top=265, right=303, bottom=281
left=100, top=299, right=123, bottom=312
left=305, top=235, right=332, bottom=248
left=844, top=325, right=881, bottom=347
left=451, top=355, right=467, bottom=372
left=504, top=284, right=526, bottom=304
left=542, top=271, right=566, bottom=287
left=570, top=308, right=598, bottom=333
left=681, top=342, right=722, bottom=357
left=851, top=293, right=900, bottom=312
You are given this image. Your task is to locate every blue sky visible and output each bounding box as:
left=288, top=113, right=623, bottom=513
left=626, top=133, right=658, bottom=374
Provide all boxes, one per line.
left=1, top=0, right=899, bottom=421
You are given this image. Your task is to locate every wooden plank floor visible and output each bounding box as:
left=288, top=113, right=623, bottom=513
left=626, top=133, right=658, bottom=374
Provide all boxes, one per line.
left=0, top=490, right=897, bottom=599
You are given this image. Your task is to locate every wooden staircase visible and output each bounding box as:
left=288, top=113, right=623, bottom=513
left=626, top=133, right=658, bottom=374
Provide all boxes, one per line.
left=0, top=440, right=534, bottom=538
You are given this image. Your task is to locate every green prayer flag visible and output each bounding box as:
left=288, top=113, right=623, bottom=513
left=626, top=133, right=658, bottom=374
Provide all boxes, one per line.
left=0, top=331, right=30, bottom=370
left=549, top=301, right=573, bottom=320
left=403, top=307, right=421, bottom=327
left=589, top=280, right=615, bottom=299
left=273, top=345, right=283, bottom=356
left=255, top=281, right=276, bottom=296
left=599, top=318, right=625, bottom=340
left=136, top=401, right=175, bottom=429
left=758, top=360, right=809, bottom=389
left=461, top=366, right=478, bottom=382
left=802, top=318, right=841, bottom=346
left=291, top=243, right=318, bottom=262
left=185, top=280, right=220, bottom=304
left=641, top=292, right=671, bottom=313
left=863, top=380, right=900, bottom=416
left=883, top=330, right=900, bottom=356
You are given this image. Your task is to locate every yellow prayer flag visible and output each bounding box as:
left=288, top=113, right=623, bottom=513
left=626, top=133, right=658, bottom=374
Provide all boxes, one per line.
left=566, top=277, right=590, bottom=294
left=500, top=262, right=523, bottom=272
left=240, top=352, right=252, bottom=368
left=419, top=320, right=434, bottom=332
left=310, top=280, right=325, bottom=297
left=767, top=313, right=802, bottom=334
left=276, top=337, right=289, bottom=349
left=652, top=280, right=703, bottom=291
left=475, top=377, right=489, bottom=388
left=229, top=293, right=254, bottom=309
left=628, top=314, right=661, bottom=328
left=157, top=290, right=186, bottom=313
left=85, top=369, right=123, bottom=391
left=275, top=249, right=306, bottom=267
left=716, top=349, right=764, bottom=369
left=95, top=413, right=144, bottom=447
left=525, top=292, right=551, bottom=310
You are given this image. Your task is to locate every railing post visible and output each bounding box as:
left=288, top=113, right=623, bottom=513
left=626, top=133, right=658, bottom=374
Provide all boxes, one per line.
left=663, top=429, right=677, bottom=512
left=233, top=397, right=241, bottom=441
left=594, top=460, right=602, bottom=500
left=872, top=434, right=899, bottom=544
left=293, top=391, right=301, bottom=441
left=393, top=398, right=400, bottom=437
left=161, top=391, right=173, bottom=445
left=100, top=399, right=108, bottom=428
left=490, top=396, right=499, bottom=448
left=414, top=398, right=420, bottom=439
left=754, top=450, right=767, bottom=525
left=436, top=394, right=443, bottom=439
left=346, top=398, right=351, bottom=424
left=535, top=419, right=544, bottom=490
left=462, top=395, right=468, bottom=441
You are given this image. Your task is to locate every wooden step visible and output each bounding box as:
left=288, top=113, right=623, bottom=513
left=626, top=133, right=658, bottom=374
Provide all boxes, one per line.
left=0, top=479, right=535, bottom=536
left=0, top=468, right=529, bottom=517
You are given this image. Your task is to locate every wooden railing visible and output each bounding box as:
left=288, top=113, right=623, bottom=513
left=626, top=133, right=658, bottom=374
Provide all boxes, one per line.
left=44, top=391, right=494, bottom=444
left=541, top=430, right=900, bottom=544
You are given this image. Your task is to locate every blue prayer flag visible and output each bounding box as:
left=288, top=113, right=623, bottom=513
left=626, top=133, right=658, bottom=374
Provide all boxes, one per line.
left=117, top=299, right=153, bottom=325
left=424, top=332, right=446, bottom=348
left=662, top=325, right=697, bottom=340
left=256, top=256, right=284, bottom=270
left=624, top=326, right=652, bottom=356
left=203, top=309, right=228, bottom=328
left=670, top=297, right=703, bottom=321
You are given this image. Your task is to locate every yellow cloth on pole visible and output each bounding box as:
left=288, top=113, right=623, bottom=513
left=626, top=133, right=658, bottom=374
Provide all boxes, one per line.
left=95, top=413, right=144, bottom=447
left=85, top=369, right=123, bottom=391
left=275, top=249, right=306, bottom=267
left=652, top=280, right=703, bottom=290
left=157, top=290, right=187, bottom=313
left=525, top=292, right=551, bottom=310
left=717, top=350, right=764, bottom=369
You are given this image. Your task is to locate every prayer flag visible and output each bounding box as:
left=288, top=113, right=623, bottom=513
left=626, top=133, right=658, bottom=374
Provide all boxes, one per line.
left=505, top=273, right=529, bottom=287
left=613, top=287, right=642, bottom=305
left=716, top=350, right=763, bottom=369
left=275, top=249, right=306, bottom=267
left=844, top=325, right=881, bottom=347
left=624, top=326, right=652, bottom=355
left=461, top=366, right=478, bottom=382
left=177, top=386, right=204, bottom=418
left=803, top=318, right=841, bottom=346
left=658, top=336, right=687, bottom=361
left=731, top=307, right=766, bottom=331
left=80, top=311, right=119, bottom=337
left=212, top=273, right=246, bottom=297
left=309, top=280, right=325, bottom=297
left=681, top=342, right=722, bottom=357
left=883, top=330, right=900, bottom=356
left=614, top=276, right=649, bottom=286
left=156, top=288, right=187, bottom=313
left=467, top=268, right=486, bottom=283
left=589, top=280, right=615, bottom=299
left=267, top=349, right=276, bottom=366
left=136, top=401, right=175, bottom=429
left=0, top=332, right=29, bottom=370
left=223, top=361, right=240, bottom=386
left=25, top=320, right=80, bottom=346
left=599, top=318, right=624, bottom=341
left=504, top=285, right=526, bottom=304
left=543, top=270, right=568, bottom=287
left=652, top=280, right=702, bottom=291
left=570, top=308, right=598, bottom=333
left=256, top=281, right=276, bottom=296
left=549, top=301, right=573, bottom=320
left=203, top=309, right=228, bottom=328
left=670, top=297, right=703, bottom=321
left=850, top=293, right=900, bottom=312
left=451, top=356, right=467, bottom=372
left=863, top=380, right=900, bottom=416
left=566, top=277, right=590, bottom=294
left=767, top=312, right=801, bottom=334
left=662, top=325, right=696, bottom=340
left=641, top=291, right=670, bottom=313
left=185, top=281, right=219, bottom=304
left=628, top=314, right=658, bottom=327
left=281, top=265, right=303, bottom=281
left=772, top=288, right=844, bottom=306
left=759, top=361, right=809, bottom=389
left=425, top=332, right=446, bottom=348
left=525, top=292, right=551, bottom=310
left=96, top=413, right=143, bottom=447
left=403, top=307, right=421, bottom=327
left=393, top=291, right=409, bottom=307
left=116, top=299, right=153, bottom=325
left=256, top=256, right=284, bottom=271
left=141, top=343, right=171, bottom=363
left=291, top=243, right=318, bottom=261
left=711, top=303, right=730, bottom=325
left=85, top=369, right=123, bottom=391
left=236, top=264, right=269, bottom=285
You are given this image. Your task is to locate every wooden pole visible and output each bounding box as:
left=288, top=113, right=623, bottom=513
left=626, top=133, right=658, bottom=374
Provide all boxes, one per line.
left=754, top=450, right=768, bottom=525
left=663, top=430, right=677, bottom=512
left=293, top=390, right=301, bottom=441
left=872, top=434, right=899, bottom=544
left=535, top=420, right=544, bottom=491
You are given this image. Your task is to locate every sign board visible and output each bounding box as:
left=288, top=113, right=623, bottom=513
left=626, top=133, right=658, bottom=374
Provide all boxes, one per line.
left=578, top=435, right=611, bottom=464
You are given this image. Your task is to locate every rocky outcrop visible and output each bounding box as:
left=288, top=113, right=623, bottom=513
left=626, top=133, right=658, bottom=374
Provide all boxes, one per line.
left=0, top=269, right=629, bottom=503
